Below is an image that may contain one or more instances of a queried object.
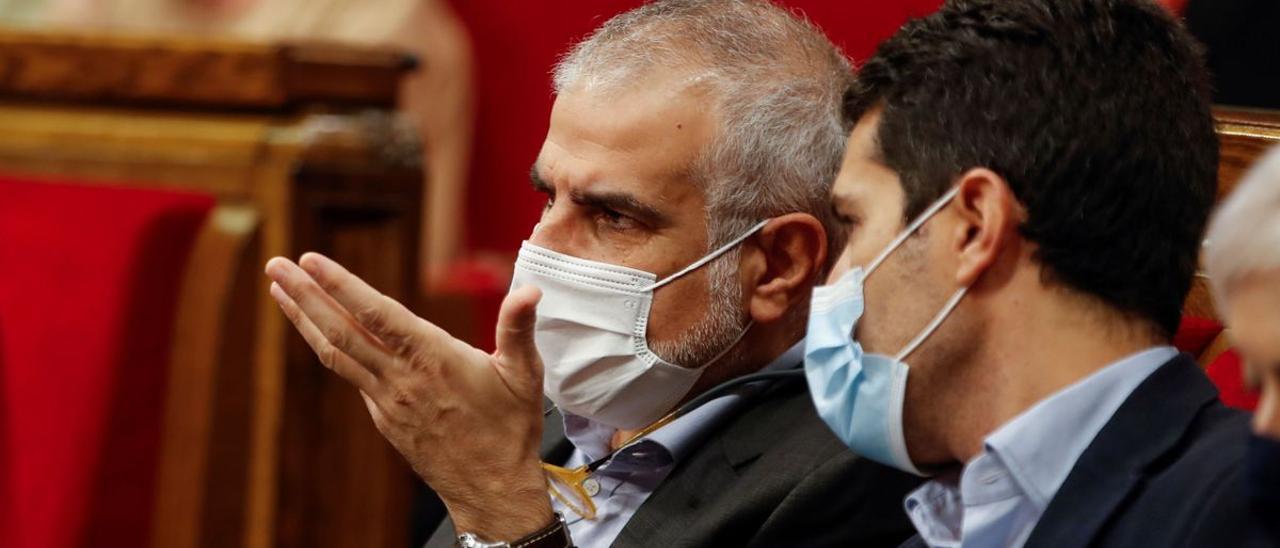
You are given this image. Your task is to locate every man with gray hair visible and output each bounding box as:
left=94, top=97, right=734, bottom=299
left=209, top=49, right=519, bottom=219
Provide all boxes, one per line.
left=264, top=1, right=919, bottom=547
left=1205, top=147, right=1280, bottom=540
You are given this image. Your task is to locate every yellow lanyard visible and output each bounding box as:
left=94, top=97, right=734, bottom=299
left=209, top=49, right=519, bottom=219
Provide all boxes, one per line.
left=542, top=411, right=679, bottom=520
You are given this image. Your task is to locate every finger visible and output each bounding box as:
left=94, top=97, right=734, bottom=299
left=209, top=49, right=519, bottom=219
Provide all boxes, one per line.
left=297, top=252, right=449, bottom=356
left=1254, top=373, right=1280, bottom=438
left=265, top=257, right=392, bottom=374
left=493, top=285, right=544, bottom=389
left=270, top=282, right=380, bottom=393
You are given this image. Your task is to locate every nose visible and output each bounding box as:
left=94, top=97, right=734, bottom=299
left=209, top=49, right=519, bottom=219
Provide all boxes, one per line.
left=528, top=201, right=575, bottom=254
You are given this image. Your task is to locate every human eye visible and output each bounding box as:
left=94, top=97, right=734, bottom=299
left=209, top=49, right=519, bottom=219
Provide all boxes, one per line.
left=595, top=206, right=640, bottom=232
left=831, top=202, right=862, bottom=230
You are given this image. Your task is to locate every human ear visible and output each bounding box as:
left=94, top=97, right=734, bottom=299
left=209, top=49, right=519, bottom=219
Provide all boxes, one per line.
left=741, top=213, right=828, bottom=323
left=948, top=169, right=1020, bottom=287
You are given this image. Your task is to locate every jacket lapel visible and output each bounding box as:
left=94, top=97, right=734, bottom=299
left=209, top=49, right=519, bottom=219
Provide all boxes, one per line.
left=898, top=535, right=930, bottom=548
left=610, top=442, right=741, bottom=548
left=1024, top=354, right=1220, bottom=547
left=613, top=377, right=806, bottom=547
left=540, top=404, right=574, bottom=464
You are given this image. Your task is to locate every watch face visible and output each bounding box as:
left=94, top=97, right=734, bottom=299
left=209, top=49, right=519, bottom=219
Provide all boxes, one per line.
left=458, top=533, right=478, bottom=548
left=457, top=533, right=508, bottom=548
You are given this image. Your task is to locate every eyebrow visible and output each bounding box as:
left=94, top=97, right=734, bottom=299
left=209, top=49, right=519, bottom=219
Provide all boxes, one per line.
left=575, top=189, right=669, bottom=227
left=530, top=166, right=552, bottom=194
left=831, top=186, right=856, bottom=214
left=529, top=165, right=670, bottom=228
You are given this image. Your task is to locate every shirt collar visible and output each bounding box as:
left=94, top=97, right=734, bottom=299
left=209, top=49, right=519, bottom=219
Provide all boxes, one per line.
left=981, top=345, right=1178, bottom=510
left=563, top=340, right=805, bottom=465
left=905, top=346, right=1178, bottom=547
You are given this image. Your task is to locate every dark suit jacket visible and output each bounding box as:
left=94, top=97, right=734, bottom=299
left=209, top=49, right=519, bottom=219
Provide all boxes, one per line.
left=1248, top=435, right=1280, bottom=541
left=612, top=375, right=921, bottom=548
left=902, top=354, right=1276, bottom=548
left=429, top=371, right=922, bottom=547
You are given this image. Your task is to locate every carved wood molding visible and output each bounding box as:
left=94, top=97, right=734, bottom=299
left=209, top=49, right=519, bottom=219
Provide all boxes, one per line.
left=1215, top=107, right=1280, bottom=199
left=1187, top=107, right=1280, bottom=324
left=0, top=30, right=416, bottom=110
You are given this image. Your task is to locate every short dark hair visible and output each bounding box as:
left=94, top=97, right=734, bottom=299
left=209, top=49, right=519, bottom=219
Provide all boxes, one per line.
left=847, top=0, right=1218, bottom=337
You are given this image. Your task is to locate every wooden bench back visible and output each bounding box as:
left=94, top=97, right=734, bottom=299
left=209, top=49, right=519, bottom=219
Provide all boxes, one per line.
left=1185, top=108, right=1280, bottom=364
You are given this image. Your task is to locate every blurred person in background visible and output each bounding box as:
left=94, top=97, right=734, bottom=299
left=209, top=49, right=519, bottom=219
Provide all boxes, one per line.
left=1205, top=146, right=1280, bottom=540
left=266, top=1, right=921, bottom=547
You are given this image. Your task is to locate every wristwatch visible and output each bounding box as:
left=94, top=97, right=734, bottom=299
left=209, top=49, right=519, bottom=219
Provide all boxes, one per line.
left=456, top=512, right=573, bottom=548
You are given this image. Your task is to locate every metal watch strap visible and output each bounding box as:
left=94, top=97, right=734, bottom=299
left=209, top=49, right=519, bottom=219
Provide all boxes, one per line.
left=511, top=512, right=572, bottom=548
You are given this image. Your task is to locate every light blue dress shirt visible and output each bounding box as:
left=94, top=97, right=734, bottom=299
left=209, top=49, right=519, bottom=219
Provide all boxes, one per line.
left=551, top=341, right=805, bottom=548
left=905, top=346, right=1179, bottom=548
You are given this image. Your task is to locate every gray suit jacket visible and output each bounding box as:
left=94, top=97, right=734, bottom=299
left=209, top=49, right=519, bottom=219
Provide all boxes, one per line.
left=429, top=376, right=920, bottom=547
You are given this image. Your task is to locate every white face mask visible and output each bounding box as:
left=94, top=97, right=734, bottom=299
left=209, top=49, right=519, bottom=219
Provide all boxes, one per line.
left=510, top=221, right=768, bottom=430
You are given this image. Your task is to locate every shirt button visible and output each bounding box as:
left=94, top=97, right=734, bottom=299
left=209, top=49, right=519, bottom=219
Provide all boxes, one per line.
left=583, top=478, right=601, bottom=497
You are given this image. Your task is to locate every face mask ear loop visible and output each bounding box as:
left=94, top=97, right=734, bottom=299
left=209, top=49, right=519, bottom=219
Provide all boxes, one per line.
left=894, top=286, right=968, bottom=363
left=690, top=319, right=755, bottom=369
left=865, top=186, right=962, bottom=278
left=643, top=219, right=770, bottom=292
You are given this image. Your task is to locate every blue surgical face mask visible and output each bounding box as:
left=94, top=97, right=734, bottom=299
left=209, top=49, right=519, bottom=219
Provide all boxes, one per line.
left=804, top=186, right=966, bottom=476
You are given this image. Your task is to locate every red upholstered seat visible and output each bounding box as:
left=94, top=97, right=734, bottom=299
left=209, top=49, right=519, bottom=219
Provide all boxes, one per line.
left=0, top=177, right=213, bottom=548
left=1173, top=315, right=1225, bottom=358
left=1206, top=349, right=1260, bottom=411
left=1172, top=315, right=1259, bottom=412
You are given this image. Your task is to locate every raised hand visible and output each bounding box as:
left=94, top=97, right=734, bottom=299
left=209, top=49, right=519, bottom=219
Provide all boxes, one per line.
left=265, top=252, right=553, bottom=539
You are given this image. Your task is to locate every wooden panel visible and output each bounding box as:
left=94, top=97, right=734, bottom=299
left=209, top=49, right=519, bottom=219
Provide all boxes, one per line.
left=1184, top=274, right=1219, bottom=321
left=1214, top=107, right=1280, bottom=200
left=153, top=206, right=262, bottom=548
left=277, top=167, right=421, bottom=548
left=281, top=43, right=419, bottom=108
left=200, top=217, right=264, bottom=548
left=1177, top=108, right=1280, bottom=365
left=0, top=30, right=416, bottom=110
left=1185, top=108, right=1280, bottom=324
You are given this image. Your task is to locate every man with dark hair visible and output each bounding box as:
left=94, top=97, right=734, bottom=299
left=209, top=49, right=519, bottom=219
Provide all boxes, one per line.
left=803, top=0, right=1274, bottom=546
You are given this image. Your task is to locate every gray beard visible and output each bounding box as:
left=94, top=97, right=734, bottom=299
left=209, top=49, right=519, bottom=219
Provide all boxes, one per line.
left=648, top=248, right=746, bottom=367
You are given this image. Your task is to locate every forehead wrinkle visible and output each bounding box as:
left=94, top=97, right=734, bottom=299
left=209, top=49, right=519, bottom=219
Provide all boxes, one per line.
left=542, top=139, right=693, bottom=214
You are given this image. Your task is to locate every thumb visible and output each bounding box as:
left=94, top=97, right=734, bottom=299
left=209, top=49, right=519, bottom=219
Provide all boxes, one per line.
left=1256, top=372, right=1280, bottom=438
left=494, top=285, right=544, bottom=389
